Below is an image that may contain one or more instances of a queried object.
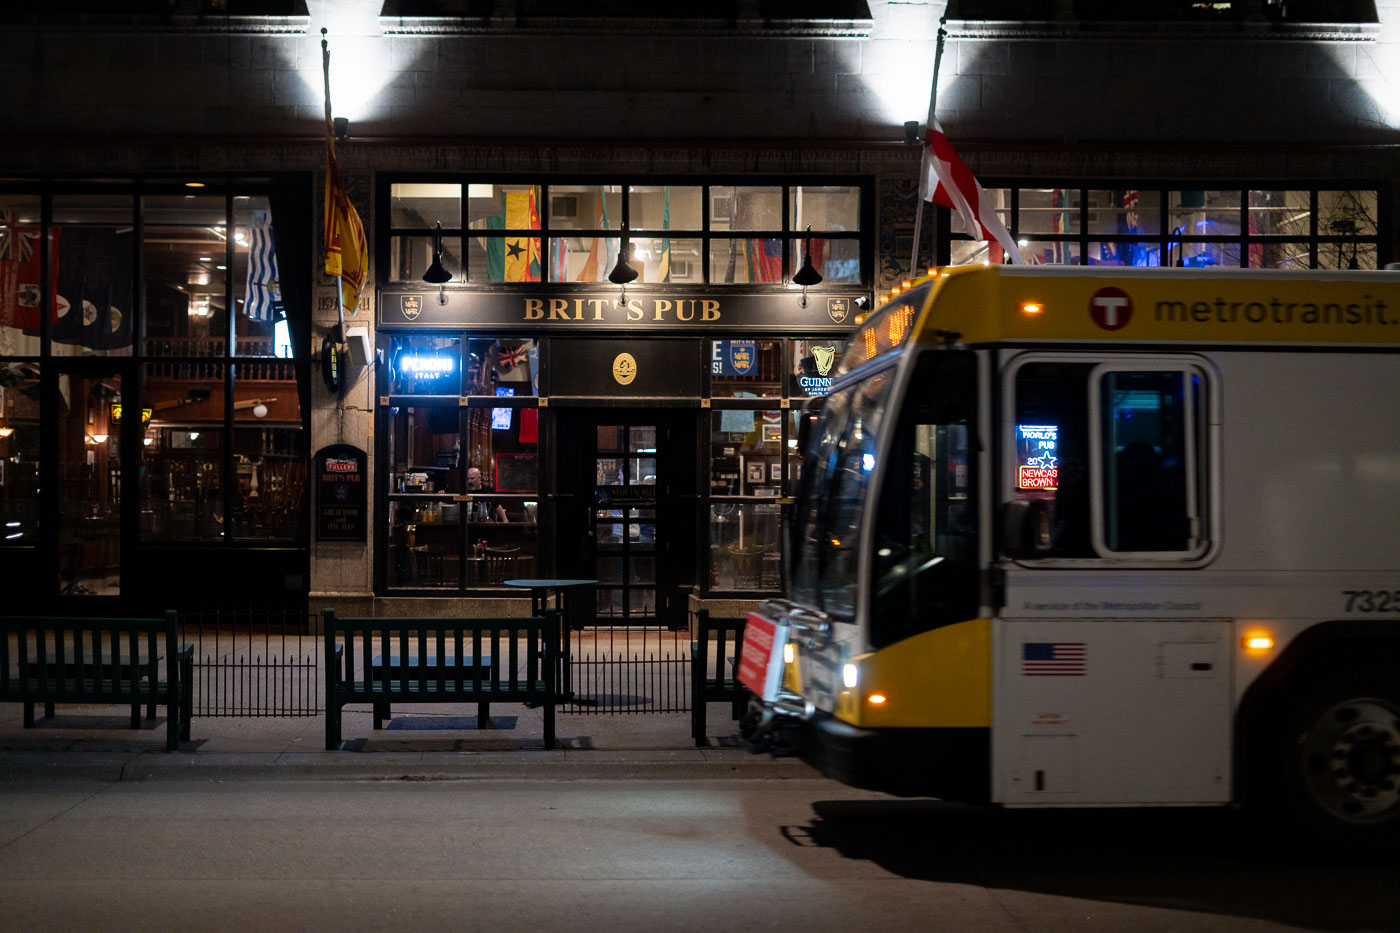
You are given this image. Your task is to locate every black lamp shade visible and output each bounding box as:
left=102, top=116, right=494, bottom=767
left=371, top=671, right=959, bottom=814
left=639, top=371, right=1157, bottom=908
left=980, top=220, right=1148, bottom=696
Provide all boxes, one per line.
left=422, top=221, right=452, bottom=284
left=792, top=255, right=823, bottom=288
left=608, top=243, right=639, bottom=284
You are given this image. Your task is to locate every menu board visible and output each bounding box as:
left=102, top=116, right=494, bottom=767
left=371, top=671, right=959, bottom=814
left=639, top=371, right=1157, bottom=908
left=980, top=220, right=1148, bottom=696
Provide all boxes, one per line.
left=316, top=444, right=367, bottom=541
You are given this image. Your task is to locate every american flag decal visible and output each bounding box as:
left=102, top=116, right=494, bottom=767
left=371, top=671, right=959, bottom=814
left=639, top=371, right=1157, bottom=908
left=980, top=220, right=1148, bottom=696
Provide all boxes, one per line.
left=1021, top=642, right=1086, bottom=676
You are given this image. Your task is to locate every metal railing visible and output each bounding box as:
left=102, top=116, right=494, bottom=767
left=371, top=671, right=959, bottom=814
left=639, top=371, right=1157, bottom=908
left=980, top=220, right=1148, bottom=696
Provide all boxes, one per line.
left=179, top=604, right=320, bottom=717
left=562, top=625, right=691, bottom=714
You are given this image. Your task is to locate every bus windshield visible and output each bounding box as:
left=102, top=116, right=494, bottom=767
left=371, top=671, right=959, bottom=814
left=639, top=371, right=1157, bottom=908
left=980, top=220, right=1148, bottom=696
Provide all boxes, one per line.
left=789, top=365, right=898, bottom=619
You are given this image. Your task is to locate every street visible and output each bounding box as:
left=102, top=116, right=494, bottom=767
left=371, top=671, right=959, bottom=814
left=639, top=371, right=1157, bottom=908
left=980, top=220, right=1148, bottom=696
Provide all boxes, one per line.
left=1, top=777, right=1397, bottom=932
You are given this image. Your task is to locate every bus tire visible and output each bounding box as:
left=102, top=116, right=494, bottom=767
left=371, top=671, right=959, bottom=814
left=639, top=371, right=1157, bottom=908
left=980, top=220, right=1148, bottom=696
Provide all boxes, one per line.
left=1262, top=667, right=1400, bottom=856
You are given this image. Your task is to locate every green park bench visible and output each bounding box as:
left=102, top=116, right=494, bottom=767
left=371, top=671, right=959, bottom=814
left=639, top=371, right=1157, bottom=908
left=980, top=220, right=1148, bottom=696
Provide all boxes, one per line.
left=323, top=609, right=560, bottom=749
left=0, top=611, right=193, bottom=751
left=691, top=609, right=750, bottom=746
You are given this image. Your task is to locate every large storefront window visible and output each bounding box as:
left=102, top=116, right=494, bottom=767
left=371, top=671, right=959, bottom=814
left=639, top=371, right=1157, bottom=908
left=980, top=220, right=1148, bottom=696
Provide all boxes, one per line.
left=384, top=333, right=541, bottom=591
left=946, top=185, right=1381, bottom=270
left=0, top=179, right=310, bottom=605
left=386, top=178, right=866, bottom=287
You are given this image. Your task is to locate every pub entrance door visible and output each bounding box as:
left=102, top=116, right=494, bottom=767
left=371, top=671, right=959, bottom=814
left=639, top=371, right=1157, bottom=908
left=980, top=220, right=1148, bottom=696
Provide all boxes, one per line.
left=555, top=408, right=698, bottom=632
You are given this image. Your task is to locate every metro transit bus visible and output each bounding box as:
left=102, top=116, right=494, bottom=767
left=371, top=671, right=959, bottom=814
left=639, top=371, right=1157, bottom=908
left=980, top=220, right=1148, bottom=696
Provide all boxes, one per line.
left=744, top=263, right=1400, bottom=852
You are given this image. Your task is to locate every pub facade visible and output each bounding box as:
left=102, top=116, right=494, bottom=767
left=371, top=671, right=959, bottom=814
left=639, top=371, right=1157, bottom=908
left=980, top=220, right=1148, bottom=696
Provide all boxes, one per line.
left=0, top=1, right=1394, bottom=618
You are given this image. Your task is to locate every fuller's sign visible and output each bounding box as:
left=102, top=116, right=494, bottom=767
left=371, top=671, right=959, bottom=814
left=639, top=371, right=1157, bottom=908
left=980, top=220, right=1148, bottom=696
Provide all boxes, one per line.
left=379, top=290, right=863, bottom=331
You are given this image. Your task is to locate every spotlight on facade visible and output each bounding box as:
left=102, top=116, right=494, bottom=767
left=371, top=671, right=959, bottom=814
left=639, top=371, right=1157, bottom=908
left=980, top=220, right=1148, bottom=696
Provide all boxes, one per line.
left=333, top=116, right=349, bottom=141
left=904, top=120, right=921, bottom=145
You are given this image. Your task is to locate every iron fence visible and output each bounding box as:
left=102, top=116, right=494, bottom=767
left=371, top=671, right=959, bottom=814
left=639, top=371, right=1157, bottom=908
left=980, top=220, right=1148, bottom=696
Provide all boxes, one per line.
left=179, top=604, right=320, bottom=717
left=562, top=625, right=691, bottom=714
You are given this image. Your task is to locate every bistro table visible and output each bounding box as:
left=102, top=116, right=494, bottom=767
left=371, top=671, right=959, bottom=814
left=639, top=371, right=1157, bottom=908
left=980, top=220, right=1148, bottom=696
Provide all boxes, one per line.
left=503, top=578, right=597, bottom=701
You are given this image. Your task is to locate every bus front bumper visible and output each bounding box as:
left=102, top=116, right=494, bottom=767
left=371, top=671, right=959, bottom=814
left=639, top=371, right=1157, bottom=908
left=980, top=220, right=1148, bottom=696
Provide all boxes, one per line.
left=797, top=710, right=990, bottom=802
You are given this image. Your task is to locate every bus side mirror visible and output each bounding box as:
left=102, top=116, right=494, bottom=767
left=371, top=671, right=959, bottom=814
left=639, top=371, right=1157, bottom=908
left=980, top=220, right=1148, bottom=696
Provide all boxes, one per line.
left=1002, top=499, right=1052, bottom=558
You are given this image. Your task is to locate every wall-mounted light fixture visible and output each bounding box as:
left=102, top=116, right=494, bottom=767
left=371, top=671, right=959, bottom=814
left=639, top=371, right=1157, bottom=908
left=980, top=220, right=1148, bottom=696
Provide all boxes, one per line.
left=791, top=224, right=823, bottom=308
left=333, top=116, right=349, bottom=141
left=608, top=227, right=639, bottom=303
left=87, top=433, right=108, bottom=444
left=904, top=120, right=921, bottom=145
left=422, top=220, right=452, bottom=305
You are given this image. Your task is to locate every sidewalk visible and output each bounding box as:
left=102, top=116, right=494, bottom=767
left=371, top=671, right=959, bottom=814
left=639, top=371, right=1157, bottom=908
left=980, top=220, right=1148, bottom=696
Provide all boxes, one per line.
left=0, top=700, right=813, bottom=783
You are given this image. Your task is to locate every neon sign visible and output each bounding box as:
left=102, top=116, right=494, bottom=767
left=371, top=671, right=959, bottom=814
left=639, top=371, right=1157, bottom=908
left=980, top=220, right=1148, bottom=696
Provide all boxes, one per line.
left=400, top=354, right=455, bottom=380
left=1016, top=424, right=1058, bottom=490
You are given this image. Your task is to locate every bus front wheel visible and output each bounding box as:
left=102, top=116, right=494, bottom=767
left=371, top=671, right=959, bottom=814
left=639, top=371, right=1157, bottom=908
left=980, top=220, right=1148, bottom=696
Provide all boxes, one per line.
left=1266, top=669, right=1400, bottom=856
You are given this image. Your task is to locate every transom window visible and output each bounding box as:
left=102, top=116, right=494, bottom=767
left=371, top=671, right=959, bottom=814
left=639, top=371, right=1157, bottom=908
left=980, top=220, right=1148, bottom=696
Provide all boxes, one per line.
left=384, top=178, right=866, bottom=287
left=946, top=185, right=1381, bottom=271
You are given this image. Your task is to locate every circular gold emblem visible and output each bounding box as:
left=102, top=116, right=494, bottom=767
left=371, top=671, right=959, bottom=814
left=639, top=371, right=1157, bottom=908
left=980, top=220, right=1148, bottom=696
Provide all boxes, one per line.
left=612, top=352, right=638, bottom=385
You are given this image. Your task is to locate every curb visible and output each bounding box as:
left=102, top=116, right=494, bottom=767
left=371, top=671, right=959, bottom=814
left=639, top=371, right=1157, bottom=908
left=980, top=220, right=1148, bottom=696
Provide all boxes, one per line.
left=0, top=752, right=816, bottom=783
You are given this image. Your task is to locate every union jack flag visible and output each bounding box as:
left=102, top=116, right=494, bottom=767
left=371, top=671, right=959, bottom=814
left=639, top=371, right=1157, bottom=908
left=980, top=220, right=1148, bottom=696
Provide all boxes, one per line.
left=498, top=342, right=530, bottom=371
left=0, top=209, right=37, bottom=263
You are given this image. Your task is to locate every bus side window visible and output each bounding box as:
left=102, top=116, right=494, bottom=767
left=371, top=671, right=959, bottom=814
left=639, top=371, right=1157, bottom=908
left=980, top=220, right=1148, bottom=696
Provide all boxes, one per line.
left=1097, top=368, right=1199, bottom=554
left=1012, top=362, right=1095, bottom=559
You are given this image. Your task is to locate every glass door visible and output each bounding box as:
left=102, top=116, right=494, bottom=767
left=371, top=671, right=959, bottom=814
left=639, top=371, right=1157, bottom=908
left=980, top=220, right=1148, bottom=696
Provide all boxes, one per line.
left=57, top=370, right=124, bottom=596
left=557, top=408, right=698, bottom=629
left=593, top=423, right=660, bottom=623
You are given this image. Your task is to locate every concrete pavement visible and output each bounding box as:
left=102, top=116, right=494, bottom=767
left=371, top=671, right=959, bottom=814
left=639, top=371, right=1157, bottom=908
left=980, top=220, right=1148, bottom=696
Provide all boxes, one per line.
left=0, top=699, right=815, bottom=783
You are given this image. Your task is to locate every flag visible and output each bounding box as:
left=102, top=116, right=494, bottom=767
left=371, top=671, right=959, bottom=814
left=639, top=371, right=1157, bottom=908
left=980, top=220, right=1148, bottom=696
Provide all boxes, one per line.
left=1052, top=188, right=1070, bottom=264
left=0, top=208, right=42, bottom=331
left=1021, top=642, right=1086, bottom=677
left=924, top=120, right=1023, bottom=265
left=501, top=189, right=541, bottom=283
left=657, top=186, right=671, bottom=283
left=51, top=227, right=132, bottom=350
left=322, top=40, right=368, bottom=314
left=244, top=210, right=279, bottom=321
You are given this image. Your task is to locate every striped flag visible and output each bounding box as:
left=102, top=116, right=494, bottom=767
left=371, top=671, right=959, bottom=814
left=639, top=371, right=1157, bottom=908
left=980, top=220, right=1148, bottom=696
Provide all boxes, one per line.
left=1021, top=642, right=1086, bottom=676
left=244, top=210, right=279, bottom=321
left=657, top=186, right=671, bottom=283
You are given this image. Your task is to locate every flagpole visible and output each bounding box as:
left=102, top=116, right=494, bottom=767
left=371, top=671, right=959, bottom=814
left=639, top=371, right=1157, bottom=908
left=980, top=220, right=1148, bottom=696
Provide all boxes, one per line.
left=321, top=29, right=345, bottom=345
left=910, top=16, right=946, bottom=277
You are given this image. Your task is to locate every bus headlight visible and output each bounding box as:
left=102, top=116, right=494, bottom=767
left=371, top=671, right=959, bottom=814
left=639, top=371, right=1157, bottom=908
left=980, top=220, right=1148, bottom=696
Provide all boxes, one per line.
left=842, top=663, right=859, bottom=689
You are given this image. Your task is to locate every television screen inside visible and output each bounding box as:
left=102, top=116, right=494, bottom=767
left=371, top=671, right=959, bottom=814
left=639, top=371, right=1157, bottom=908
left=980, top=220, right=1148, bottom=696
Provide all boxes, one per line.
left=492, top=386, right=514, bottom=430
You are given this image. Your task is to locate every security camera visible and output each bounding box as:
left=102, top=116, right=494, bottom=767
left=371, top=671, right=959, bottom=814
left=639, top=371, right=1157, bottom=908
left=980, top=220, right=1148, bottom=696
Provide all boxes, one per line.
left=854, top=296, right=870, bottom=309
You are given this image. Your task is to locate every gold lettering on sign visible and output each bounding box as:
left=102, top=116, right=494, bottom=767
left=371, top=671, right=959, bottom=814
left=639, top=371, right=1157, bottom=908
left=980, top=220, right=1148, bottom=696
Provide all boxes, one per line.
left=511, top=296, right=731, bottom=324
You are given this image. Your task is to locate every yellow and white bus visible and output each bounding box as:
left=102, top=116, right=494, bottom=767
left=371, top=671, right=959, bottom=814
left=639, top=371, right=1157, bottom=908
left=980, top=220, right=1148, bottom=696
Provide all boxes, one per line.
left=747, top=264, right=1400, bottom=852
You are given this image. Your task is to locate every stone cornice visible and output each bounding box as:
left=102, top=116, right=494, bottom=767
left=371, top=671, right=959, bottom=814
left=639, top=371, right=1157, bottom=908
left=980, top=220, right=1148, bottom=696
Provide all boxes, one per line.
left=945, top=18, right=1380, bottom=42
left=0, top=14, right=309, bottom=34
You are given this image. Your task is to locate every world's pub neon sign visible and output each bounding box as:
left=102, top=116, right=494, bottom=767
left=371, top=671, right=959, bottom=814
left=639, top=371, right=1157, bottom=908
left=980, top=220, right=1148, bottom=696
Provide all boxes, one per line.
left=1016, top=424, right=1058, bottom=490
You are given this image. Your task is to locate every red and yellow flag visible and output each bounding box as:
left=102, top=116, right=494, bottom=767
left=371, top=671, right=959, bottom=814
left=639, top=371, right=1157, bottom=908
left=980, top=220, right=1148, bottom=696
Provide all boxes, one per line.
left=321, top=38, right=368, bottom=313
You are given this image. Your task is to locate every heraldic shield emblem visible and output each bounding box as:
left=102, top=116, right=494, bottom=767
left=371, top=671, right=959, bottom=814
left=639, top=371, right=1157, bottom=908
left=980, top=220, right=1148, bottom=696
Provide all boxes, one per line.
left=827, top=297, right=849, bottom=324
left=400, top=295, right=423, bottom=321
left=811, top=344, right=836, bottom=377
left=728, top=339, right=756, bottom=376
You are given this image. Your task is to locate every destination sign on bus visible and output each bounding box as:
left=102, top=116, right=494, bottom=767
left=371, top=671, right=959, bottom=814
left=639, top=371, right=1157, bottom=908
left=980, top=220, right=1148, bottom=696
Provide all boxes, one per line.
left=1016, top=424, right=1059, bottom=490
